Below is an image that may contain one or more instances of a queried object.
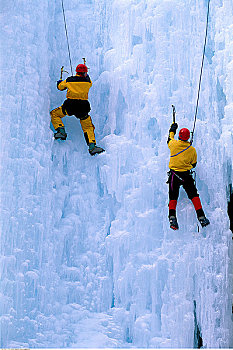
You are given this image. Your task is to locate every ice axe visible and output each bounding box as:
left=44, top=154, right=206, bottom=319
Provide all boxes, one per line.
left=82, top=57, right=89, bottom=71
left=172, top=104, right=176, bottom=123
left=60, top=66, right=69, bottom=80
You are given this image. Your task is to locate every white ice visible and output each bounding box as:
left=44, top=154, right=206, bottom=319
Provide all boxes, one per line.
left=0, top=0, right=232, bottom=348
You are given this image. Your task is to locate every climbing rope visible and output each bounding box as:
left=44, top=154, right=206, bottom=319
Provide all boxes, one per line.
left=190, top=0, right=211, bottom=144
left=61, top=0, right=73, bottom=76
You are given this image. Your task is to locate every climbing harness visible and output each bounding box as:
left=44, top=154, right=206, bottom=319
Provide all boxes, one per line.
left=166, top=169, right=195, bottom=191
left=166, top=170, right=184, bottom=191
left=61, top=0, right=73, bottom=75
left=190, top=0, right=211, bottom=144
left=166, top=170, right=183, bottom=183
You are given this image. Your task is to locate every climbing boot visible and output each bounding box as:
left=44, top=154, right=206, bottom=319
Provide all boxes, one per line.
left=198, top=216, right=210, bottom=228
left=89, top=143, right=105, bottom=156
left=169, top=216, right=179, bottom=230
left=54, top=127, right=67, bottom=140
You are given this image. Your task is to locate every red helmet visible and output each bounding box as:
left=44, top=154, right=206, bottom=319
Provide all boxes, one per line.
left=76, top=64, right=88, bottom=73
left=179, top=128, right=190, bottom=141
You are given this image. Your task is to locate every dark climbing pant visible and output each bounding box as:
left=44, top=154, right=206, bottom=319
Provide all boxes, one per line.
left=50, top=99, right=96, bottom=145
left=62, top=99, right=91, bottom=119
left=169, top=170, right=198, bottom=201
left=168, top=170, right=204, bottom=218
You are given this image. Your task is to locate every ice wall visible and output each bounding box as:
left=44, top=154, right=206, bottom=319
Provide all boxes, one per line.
left=0, top=0, right=232, bottom=348
left=98, top=0, right=233, bottom=347
left=0, top=1, right=53, bottom=346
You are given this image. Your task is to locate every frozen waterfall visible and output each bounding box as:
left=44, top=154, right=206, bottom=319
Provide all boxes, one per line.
left=0, top=0, right=232, bottom=348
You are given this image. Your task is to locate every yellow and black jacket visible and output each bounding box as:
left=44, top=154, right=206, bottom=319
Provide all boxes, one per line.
left=57, top=74, right=92, bottom=100
left=168, top=131, right=197, bottom=172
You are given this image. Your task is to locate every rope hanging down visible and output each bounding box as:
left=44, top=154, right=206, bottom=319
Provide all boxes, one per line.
left=61, top=0, right=73, bottom=76
left=190, top=0, right=211, bottom=144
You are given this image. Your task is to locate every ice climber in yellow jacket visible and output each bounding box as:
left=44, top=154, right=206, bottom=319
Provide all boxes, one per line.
left=167, top=122, right=210, bottom=230
left=50, top=64, right=104, bottom=156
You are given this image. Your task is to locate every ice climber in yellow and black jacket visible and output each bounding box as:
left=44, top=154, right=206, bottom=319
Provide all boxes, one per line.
left=50, top=64, right=104, bottom=156
left=167, top=122, right=210, bottom=230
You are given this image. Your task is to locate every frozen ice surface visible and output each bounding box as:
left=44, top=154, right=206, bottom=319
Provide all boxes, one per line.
left=0, top=0, right=232, bottom=348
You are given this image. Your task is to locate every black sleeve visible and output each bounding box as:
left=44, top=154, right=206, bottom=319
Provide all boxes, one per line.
left=57, top=80, right=62, bottom=89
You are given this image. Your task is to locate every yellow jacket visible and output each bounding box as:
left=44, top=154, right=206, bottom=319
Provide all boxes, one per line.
left=168, top=131, right=197, bottom=172
left=57, top=74, right=92, bottom=100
